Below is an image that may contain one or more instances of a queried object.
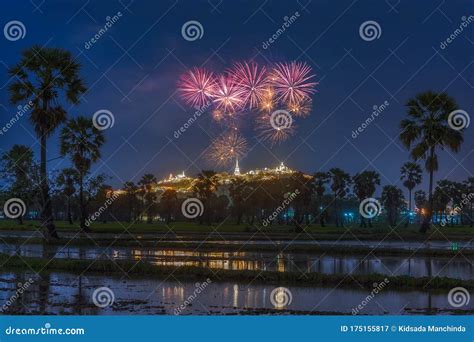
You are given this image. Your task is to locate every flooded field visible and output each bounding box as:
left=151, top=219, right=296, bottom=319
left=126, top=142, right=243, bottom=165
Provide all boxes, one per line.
left=0, top=271, right=471, bottom=315
left=0, top=242, right=472, bottom=279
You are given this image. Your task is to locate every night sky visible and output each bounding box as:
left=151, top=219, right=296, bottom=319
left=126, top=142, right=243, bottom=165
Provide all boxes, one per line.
left=0, top=0, right=472, bottom=197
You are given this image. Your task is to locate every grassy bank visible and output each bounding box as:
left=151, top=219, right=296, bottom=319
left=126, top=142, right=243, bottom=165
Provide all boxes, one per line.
left=0, top=253, right=471, bottom=290
left=1, top=220, right=473, bottom=241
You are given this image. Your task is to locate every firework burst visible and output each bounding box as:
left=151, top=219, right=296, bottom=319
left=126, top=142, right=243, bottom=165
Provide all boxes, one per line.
left=271, top=61, right=317, bottom=103
left=177, top=67, right=217, bottom=108
left=258, top=87, right=277, bottom=114
left=213, top=75, right=246, bottom=113
left=255, top=113, right=296, bottom=145
left=211, top=109, right=241, bottom=130
left=287, top=97, right=313, bottom=118
left=208, top=131, right=248, bottom=166
left=230, top=62, right=270, bottom=109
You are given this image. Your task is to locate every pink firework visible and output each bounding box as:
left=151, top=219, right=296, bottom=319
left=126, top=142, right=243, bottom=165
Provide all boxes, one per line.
left=230, top=62, right=270, bottom=109
left=178, top=67, right=216, bottom=108
left=271, top=61, right=317, bottom=103
left=213, top=75, right=246, bottom=113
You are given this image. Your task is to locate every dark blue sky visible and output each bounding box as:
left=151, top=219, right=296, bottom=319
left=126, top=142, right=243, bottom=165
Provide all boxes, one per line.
left=0, top=0, right=472, bottom=195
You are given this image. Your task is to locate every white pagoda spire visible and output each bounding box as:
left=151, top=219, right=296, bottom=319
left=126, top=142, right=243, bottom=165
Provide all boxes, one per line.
left=234, top=159, right=241, bottom=175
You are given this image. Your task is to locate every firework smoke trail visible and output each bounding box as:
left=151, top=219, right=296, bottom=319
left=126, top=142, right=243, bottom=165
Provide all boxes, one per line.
left=271, top=61, right=317, bottom=104
left=177, top=67, right=217, bottom=108
left=208, top=131, right=248, bottom=166
left=230, top=62, right=270, bottom=109
left=255, top=113, right=296, bottom=145
left=213, top=75, right=246, bottom=113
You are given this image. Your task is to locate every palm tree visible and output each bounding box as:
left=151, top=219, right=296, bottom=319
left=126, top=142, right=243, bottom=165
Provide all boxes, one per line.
left=381, top=185, right=405, bottom=227
left=311, top=172, right=330, bottom=227
left=192, top=170, right=218, bottom=224
left=328, top=168, right=351, bottom=227
left=60, top=116, right=105, bottom=231
left=160, top=189, right=178, bottom=224
left=400, top=162, right=422, bottom=227
left=9, top=46, right=86, bottom=239
left=138, top=174, right=158, bottom=224
left=123, top=181, right=138, bottom=222
left=399, top=91, right=464, bottom=233
left=353, top=170, right=381, bottom=228
left=229, top=178, right=247, bottom=225
left=56, top=168, right=77, bottom=224
left=1, top=145, right=35, bottom=224
left=462, top=177, right=474, bottom=227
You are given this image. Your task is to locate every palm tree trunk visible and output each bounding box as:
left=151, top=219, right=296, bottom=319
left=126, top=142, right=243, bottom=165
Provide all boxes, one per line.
left=405, top=189, right=412, bottom=227
left=39, top=133, right=58, bottom=240
left=67, top=196, right=73, bottom=224
left=79, top=174, right=89, bottom=232
left=421, top=148, right=435, bottom=233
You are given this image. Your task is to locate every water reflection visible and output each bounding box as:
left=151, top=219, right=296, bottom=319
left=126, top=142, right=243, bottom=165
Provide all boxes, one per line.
left=0, top=271, right=471, bottom=315
left=0, top=243, right=471, bottom=280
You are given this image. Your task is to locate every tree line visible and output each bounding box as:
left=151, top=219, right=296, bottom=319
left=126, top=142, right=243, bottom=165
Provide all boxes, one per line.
left=0, top=46, right=471, bottom=239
